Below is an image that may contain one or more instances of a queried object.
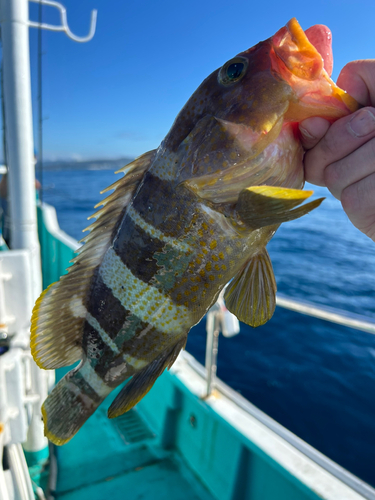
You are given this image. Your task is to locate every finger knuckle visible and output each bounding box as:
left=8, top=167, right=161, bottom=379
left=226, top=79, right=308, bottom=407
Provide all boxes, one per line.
left=369, top=137, right=375, bottom=158
left=341, top=184, right=359, bottom=214
left=319, top=136, right=337, bottom=159
left=341, top=173, right=375, bottom=216
left=340, top=61, right=357, bottom=76
left=359, top=137, right=375, bottom=171
left=323, top=162, right=340, bottom=190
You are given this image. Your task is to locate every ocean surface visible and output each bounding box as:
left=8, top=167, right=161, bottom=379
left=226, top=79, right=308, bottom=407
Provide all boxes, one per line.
left=39, top=166, right=375, bottom=487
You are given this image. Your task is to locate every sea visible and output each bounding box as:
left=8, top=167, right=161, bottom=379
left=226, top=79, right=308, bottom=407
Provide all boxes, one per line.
left=39, top=164, right=375, bottom=487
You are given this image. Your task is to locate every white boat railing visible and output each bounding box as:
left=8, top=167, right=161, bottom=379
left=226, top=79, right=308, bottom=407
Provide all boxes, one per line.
left=276, top=294, right=375, bottom=335
left=205, top=292, right=375, bottom=398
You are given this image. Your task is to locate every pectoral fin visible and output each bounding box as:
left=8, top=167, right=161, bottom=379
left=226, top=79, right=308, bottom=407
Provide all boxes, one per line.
left=224, top=248, right=276, bottom=327
left=108, top=337, right=186, bottom=419
left=236, top=185, right=324, bottom=230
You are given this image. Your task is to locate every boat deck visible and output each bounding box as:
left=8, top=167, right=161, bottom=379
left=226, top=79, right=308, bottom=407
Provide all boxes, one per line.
left=50, top=354, right=372, bottom=500
left=53, top=370, right=214, bottom=500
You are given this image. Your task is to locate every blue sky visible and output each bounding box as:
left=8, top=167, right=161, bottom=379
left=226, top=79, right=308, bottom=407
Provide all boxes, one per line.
left=25, top=0, right=375, bottom=160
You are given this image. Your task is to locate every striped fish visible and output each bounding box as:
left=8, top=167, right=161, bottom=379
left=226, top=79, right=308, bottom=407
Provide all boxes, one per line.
left=30, top=18, right=358, bottom=445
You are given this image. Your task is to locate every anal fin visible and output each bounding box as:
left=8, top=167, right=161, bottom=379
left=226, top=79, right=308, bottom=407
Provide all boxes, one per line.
left=224, top=248, right=276, bottom=327
left=236, top=185, right=324, bottom=229
left=108, top=337, right=186, bottom=418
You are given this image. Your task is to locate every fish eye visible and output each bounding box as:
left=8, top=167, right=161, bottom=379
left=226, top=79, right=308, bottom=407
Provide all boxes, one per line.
left=218, top=57, right=248, bottom=86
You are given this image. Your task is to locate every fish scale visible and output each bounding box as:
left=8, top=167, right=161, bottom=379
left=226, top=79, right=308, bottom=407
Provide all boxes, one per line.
left=31, top=18, right=359, bottom=445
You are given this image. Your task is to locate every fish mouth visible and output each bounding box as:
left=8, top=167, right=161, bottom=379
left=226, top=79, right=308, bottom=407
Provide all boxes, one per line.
left=272, top=18, right=359, bottom=121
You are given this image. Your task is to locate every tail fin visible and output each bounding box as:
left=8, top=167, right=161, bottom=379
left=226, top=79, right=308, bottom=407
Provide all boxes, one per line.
left=42, top=363, right=111, bottom=445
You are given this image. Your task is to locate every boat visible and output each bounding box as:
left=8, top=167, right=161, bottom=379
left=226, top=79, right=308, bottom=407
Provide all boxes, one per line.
left=1, top=1, right=375, bottom=498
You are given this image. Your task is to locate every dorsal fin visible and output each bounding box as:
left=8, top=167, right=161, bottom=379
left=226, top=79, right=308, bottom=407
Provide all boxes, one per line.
left=31, top=150, right=156, bottom=370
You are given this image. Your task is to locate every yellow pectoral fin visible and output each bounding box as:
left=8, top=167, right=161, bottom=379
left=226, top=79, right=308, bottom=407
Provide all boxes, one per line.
left=236, top=185, right=324, bottom=230
left=224, top=248, right=277, bottom=328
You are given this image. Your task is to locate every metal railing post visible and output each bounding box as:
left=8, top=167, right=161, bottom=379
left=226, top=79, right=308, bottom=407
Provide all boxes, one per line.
left=0, top=0, right=42, bottom=300
left=205, top=312, right=220, bottom=397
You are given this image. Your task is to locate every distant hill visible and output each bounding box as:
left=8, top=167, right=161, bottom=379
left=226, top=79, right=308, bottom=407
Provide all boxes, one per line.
left=42, top=157, right=134, bottom=171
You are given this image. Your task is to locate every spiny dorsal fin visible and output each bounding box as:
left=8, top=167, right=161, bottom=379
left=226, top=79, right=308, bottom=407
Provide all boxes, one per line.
left=108, top=337, right=186, bottom=419
left=224, top=248, right=276, bottom=327
left=31, top=150, right=156, bottom=370
left=236, top=185, right=324, bottom=230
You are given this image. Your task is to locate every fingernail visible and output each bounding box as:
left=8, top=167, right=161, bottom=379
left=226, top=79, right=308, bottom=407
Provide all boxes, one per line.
left=299, top=126, right=316, bottom=140
left=349, top=109, right=375, bottom=137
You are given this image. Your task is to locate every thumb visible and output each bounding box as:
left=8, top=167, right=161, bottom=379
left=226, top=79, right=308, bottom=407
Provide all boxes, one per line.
left=299, top=117, right=331, bottom=149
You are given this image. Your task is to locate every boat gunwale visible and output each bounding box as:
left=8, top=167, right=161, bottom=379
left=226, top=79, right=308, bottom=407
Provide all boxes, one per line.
left=176, top=350, right=375, bottom=500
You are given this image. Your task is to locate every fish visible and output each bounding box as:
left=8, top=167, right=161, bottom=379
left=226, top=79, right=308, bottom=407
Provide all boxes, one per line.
left=30, top=18, right=358, bottom=445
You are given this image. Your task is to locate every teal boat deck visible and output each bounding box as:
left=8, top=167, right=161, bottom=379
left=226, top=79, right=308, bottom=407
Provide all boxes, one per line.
left=53, top=367, right=214, bottom=500
left=54, top=387, right=213, bottom=500
left=55, top=394, right=214, bottom=500
left=52, top=361, right=336, bottom=500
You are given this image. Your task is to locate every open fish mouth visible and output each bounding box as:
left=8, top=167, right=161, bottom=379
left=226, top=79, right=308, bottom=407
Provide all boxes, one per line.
left=272, top=18, right=358, bottom=121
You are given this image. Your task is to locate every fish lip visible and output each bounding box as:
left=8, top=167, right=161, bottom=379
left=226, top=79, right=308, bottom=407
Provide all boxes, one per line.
left=287, top=19, right=332, bottom=73
left=271, top=18, right=359, bottom=120
left=272, top=18, right=324, bottom=81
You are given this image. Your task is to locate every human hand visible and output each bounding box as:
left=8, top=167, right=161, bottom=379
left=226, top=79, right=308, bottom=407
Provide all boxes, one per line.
left=299, top=60, right=375, bottom=241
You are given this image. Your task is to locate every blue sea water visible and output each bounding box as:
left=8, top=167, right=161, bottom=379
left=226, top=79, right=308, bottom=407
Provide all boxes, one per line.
left=39, top=167, right=375, bottom=486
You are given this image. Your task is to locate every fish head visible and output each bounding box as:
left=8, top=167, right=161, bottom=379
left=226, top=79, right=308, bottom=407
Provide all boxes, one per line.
left=162, top=18, right=358, bottom=205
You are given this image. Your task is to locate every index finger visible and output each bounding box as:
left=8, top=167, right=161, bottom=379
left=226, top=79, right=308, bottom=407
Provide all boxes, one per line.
left=301, top=59, right=375, bottom=150
left=304, top=107, right=375, bottom=186
left=337, top=60, right=375, bottom=106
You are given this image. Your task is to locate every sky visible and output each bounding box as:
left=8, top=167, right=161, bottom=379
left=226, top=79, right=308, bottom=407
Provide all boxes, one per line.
left=22, top=0, right=375, bottom=160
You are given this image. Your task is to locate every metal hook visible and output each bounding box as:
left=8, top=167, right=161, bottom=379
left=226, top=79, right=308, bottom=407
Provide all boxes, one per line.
left=28, top=0, right=97, bottom=43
